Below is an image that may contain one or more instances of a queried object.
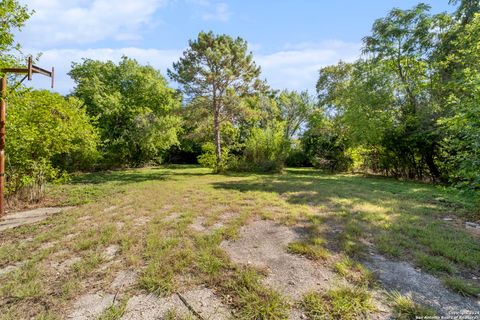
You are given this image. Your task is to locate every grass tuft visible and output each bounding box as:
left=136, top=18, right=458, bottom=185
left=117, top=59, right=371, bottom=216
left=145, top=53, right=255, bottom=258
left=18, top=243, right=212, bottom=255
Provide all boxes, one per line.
left=71, top=253, right=104, bottom=276
left=414, top=252, right=455, bottom=274
left=287, top=238, right=329, bottom=260
left=302, top=286, right=374, bottom=320
left=390, top=291, right=436, bottom=320
left=443, top=276, right=480, bottom=297
left=333, top=256, right=375, bottom=286
left=97, top=299, right=127, bottom=320
left=226, top=267, right=289, bottom=319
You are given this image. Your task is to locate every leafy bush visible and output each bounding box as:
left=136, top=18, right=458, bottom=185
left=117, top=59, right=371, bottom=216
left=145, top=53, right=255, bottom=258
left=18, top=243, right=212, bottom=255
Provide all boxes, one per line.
left=197, top=142, right=232, bottom=172
left=7, top=89, right=99, bottom=201
left=236, top=122, right=288, bottom=173
left=69, top=56, right=182, bottom=167
left=285, top=142, right=310, bottom=167
left=302, top=127, right=352, bottom=172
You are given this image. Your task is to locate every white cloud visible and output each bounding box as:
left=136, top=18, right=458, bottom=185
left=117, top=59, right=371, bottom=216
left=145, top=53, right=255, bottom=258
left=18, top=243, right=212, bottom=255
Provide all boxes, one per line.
left=256, top=41, right=361, bottom=92
left=25, top=40, right=360, bottom=94
left=18, top=0, right=168, bottom=46
left=25, top=47, right=182, bottom=94
left=201, top=3, right=231, bottom=22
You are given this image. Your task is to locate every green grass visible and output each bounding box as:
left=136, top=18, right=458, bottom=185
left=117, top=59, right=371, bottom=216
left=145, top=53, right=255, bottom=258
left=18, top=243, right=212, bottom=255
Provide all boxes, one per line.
left=414, top=252, right=455, bottom=275
left=443, top=276, right=480, bottom=297
left=0, top=262, right=44, bottom=299
left=389, top=291, right=436, bottom=319
left=287, top=238, right=329, bottom=260
left=0, top=166, right=478, bottom=319
left=302, top=286, right=375, bottom=320
left=71, top=252, right=105, bottom=276
left=333, top=256, right=375, bottom=287
left=224, top=267, right=290, bottom=319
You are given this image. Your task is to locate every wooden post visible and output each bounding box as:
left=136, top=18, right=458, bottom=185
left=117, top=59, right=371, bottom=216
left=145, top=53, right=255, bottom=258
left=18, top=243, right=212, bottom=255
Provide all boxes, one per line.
left=0, top=75, right=6, bottom=217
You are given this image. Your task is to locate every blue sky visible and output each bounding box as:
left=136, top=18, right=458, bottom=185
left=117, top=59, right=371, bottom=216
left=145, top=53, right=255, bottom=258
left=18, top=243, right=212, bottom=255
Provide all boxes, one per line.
left=17, top=0, right=453, bottom=94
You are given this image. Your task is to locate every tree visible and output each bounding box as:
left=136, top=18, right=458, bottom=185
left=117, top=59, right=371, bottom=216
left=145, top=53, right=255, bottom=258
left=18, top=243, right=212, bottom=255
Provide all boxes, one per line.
left=440, top=13, right=480, bottom=188
left=301, top=109, right=352, bottom=172
left=449, top=0, right=480, bottom=24
left=69, top=56, right=182, bottom=166
left=276, top=90, right=314, bottom=140
left=361, top=4, right=451, bottom=180
left=168, top=31, right=263, bottom=171
left=0, top=0, right=30, bottom=68
left=8, top=90, right=99, bottom=199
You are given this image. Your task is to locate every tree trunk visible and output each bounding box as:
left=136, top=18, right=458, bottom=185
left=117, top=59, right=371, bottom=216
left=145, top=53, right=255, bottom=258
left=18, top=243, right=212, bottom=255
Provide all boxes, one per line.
left=214, top=108, right=222, bottom=170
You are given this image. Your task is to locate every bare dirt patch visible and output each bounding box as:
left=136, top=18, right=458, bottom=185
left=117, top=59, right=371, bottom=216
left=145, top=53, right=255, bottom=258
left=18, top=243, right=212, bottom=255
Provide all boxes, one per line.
left=111, top=270, right=138, bottom=291
left=67, top=292, right=115, bottom=320
left=133, top=216, right=150, bottom=226
left=50, top=256, right=82, bottom=274
left=163, top=211, right=181, bottom=222
left=220, top=219, right=339, bottom=300
left=103, top=205, right=118, bottom=213
left=364, top=254, right=480, bottom=315
left=121, top=287, right=231, bottom=320
left=103, top=244, right=120, bottom=260
left=191, top=211, right=238, bottom=234
left=0, top=206, right=74, bottom=231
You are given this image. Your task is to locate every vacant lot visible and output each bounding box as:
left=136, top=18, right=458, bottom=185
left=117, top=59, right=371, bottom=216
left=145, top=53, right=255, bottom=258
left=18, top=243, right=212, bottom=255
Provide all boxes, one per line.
left=0, top=166, right=479, bottom=319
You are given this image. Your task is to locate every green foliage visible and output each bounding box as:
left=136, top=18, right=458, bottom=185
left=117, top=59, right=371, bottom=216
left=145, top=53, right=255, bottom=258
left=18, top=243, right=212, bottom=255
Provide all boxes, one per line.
left=69, top=56, right=181, bottom=167
left=7, top=90, right=99, bottom=199
left=276, top=90, right=314, bottom=140
left=197, top=142, right=232, bottom=172
left=169, top=31, right=263, bottom=170
left=0, top=0, right=31, bottom=67
left=302, top=111, right=352, bottom=172
left=439, top=13, right=480, bottom=189
left=311, top=2, right=480, bottom=187
left=285, top=141, right=310, bottom=167
left=239, top=121, right=288, bottom=172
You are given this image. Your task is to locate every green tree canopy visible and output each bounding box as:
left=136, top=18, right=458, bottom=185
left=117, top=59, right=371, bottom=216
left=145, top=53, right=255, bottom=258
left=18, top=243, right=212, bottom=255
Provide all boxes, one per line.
left=8, top=90, right=99, bottom=197
left=168, top=31, right=263, bottom=171
left=69, top=56, right=182, bottom=166
left=276, top=90, right=314, bottom=140
left=0, top=0, right=31, bottom=68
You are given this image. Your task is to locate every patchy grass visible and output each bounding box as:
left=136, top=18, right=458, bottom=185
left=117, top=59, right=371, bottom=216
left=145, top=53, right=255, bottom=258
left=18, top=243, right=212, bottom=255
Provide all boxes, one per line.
left=389, top=291, right=436, bottom=319
left=333, top=256, right=375, bottom=287
left=0, top=262, right=44, bottom=300
left=214, top=168, right=480, bottom=286
left=97, top=298, right=127, bottom=320
left=414, top=252, right=455, bottom=275
left=302, top=286, right=374, bottom=320
left=71, top=252, right=105, bottom=276
left=223, top=267, right=290, bottom=319
left=443, top=276, right=480, bottom=297
left=287, top=238, right=329, bottom=260
left=0, top=166, right=478, bottom=318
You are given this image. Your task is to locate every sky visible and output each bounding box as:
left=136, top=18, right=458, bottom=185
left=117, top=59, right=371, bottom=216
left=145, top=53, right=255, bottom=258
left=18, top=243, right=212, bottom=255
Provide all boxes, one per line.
left=16, top=0, right=454, bottom=95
